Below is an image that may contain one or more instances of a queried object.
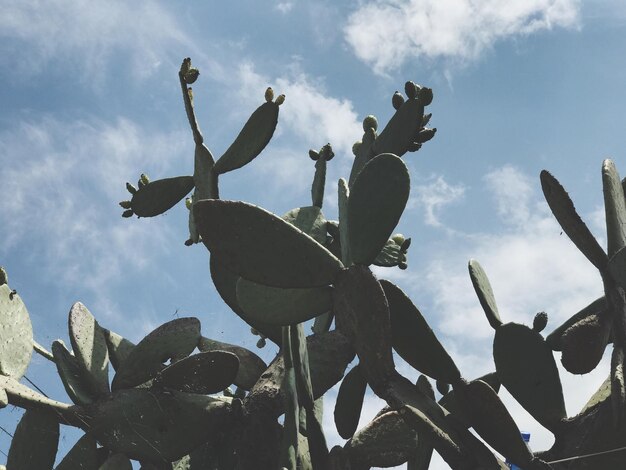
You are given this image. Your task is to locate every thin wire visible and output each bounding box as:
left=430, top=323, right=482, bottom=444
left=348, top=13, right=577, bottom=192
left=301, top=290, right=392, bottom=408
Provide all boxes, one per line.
left=547, top=445, right=626, bottom=464
left=0, top=425, right=13, bottom=438
left=23, top=375, right=49, bottom=397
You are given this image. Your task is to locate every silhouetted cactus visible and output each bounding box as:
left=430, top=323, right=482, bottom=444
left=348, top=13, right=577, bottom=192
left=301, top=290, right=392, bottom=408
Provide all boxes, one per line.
left=1, top=56, right=625, bottom=470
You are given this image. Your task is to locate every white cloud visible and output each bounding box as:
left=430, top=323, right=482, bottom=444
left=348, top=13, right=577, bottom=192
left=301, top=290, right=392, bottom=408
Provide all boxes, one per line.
left=0, top=116, right=188, bottom=317
left=344, top=0, right=581, bottom=73
left=412, top=175, right=466, bottom=228
left=0, top=0, right=192, bottom=82
left=275, top=1, right=294, bottom=14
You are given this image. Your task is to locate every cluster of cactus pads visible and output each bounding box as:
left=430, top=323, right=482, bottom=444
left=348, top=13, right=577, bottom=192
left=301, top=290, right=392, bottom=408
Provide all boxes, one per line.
left=1, top=57, right=625, bottom=469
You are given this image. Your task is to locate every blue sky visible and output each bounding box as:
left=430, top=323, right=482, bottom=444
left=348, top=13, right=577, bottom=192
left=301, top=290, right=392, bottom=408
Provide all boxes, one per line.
left=1, top=0, right=625, bottom=468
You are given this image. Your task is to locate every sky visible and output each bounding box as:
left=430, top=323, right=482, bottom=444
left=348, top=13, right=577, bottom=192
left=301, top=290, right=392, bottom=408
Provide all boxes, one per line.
left=1, top=0, right=625, bottom=468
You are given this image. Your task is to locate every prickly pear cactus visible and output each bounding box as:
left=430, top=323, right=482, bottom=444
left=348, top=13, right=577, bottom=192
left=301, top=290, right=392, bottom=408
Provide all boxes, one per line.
left=2, top=55, right=624, bottom=470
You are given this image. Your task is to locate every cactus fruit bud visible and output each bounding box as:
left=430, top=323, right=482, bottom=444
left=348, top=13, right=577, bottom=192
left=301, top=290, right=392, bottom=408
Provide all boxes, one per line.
left=418, top=87, right=434, bottom=106
left=0, top=267, right=7, bottom=286
left=320, top=143, right=335, bottom=161
left=533, top=312, right=548, bottom=332
left=180, top=57, right=192, bottom=75
left=119, top=200, right=132, bottom=209
left=183, top=68, right=200, bottom=84
left=400, top=237, right=411, bottom=251
left=275, top=94, right=286, bottom=105
left=392, top=91, right=405, bottom=110
left=140, top=174, right=150, bottom=186
left=185, top=198, right=193, bottom=210
left=391, top=233, right=405, bottom=245
left=352, top=141, right=362, bottom=156
left=398, top=261, right=408, bottom=270
left=363, top=115, right=378, bottom=132
left=122, top=210, right=134, bottom=218
left=405, top=81, right=419, bottom=99
left=407, top=142, right=422, bottom=152
left=422, top=113, right=432, bottom=127
left=415, top=128, right=437, bottom=144
left=436, top=380, right=450, bottom=395
left=265, top=87, right=274, bottom=102
left=126, top=182, right=137, bottom=194
left=309, top=149, right=320, bottom=161
left=184, top=239, right=194, bottom=246
left=250, top=327, right=259, bottom=336
left=256, top=337, right=266, bottom=349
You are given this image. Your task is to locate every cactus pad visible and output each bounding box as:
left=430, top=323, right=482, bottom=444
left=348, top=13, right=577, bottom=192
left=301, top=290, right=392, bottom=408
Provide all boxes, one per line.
left=52, top=340, right=96, bottom=405
left=7, top=409, right=59, bottom=470
left=236, top=278, right=333, bottom=326
left=602, top=159, right=626, bottom=257
left=545, top=296, right=606, bottom=351
left=56, top=434, right=99, bottom=470
left=381, top=279, right=461, bottom=384
left=157, top=350, right=239, bottom=394
left=282, top=206, right=327, bottom=245
left=125, top=176, right=195, bottom=218
left=103, top=328, right=136, bottom=371
left=373, top=88, right=425, bottom=157
left=468, top=259, right=502, bottom=329
left=68, top=302, right=110, bottom=395
left=112, top=317, right=201, bottom=391
left=195, top=200, right=343, bottom=288
left=348, top=153, right=410, bottom=266
left=560, top=311, right=612, bottom=374
left=334, top=364, right=367, bottom=439
left=494, top=323, right=566, bottom=431
left=0, top=284, right=33, bottom=379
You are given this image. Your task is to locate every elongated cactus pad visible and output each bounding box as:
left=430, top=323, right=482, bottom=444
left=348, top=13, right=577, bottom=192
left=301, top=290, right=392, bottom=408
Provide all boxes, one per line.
left=213, top=99, right=280, bottom=175
left=52, top=340, right=96, bottom=405
left=468, top=259, right=502, bottom=329
left=281, top=326, right=299, bottom=470
left=195, top=200, right=343, bottom=288
left=126, top=176, right=195, bottom=218
left=348, top=154, right=410, bottom=266
left=209, top=254, right=282, bottom=345
left=545, top=296, right=606, bottom=350
left=338, top=178, right=351, bottom=266
left=68, top=302, right=110, bottom=396
left=103, top=328, right=136, bottom=371
left=157, top=350, right=239, bottom=394
left=381, top=279, right=461, bottom=384
left=282, top=206, right=327, bottom=245
left=602, top=159, right=626, bottom=257
left=193, top=142, right=216, bottom=200
left=560, top=310, right=612, bottom=374
left=198, top=336, right=266, bottom=390
left=345, top=410, right=417, bottom=468
left=88, top=389, right=230, bottom=464
left=291, top=322, right=314, bottom=409
left=0, top=284, right=33, bottom=379
left=56, top=434, right=99, bottom=470
left=236, top=278, right=333, bottom=326
left=438, top=372, right=500, bottom=428
left=334, top=364, right=368, bottom=439
left=580, top=374, right=611, bottom=414
left=7, top=408, right=59, bottom=470
left=111, top=317, right=201, bottom=391
left=494, top=323, right=566, bottom=432
left=540, top=170, right=608, bottom=271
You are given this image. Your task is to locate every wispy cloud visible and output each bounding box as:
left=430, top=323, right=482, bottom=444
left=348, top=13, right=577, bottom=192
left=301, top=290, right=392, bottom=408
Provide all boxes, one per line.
left=412, top=175, right=466, bottom=228
left=0, top=116, right=188, bottom=318
left=0, top=0, right=192, bottom=82
left=344, top=0, right=581, bottom=73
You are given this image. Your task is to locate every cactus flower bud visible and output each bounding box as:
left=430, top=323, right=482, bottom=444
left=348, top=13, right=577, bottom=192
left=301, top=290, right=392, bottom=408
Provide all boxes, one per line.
left=183, top=68, right=200, bottom=84
left=265, top=87, right=274, bottom=102
left=363, top=115, right=378, bottom=132
left=392, top=91, right=405, bottom=110
left=418, top=87, right=433, bottom=106
left=140, top=174, right=150, bottom=186
left=119, top=200, right=132, bottom=209
left=185, top=198, right=193, bottom=210
left=352, top=141, right=362, bottom=156
left=0, top=267, right=7, bottom=286
left=122, top=209, right=134, bottom=218
left=533, top=311, right=548, bottom=332
left=256, top=337, right=266, bottom=348
left=391, top=233, right=405, bottom=245
left=126, top=182, right=137, bottom=194
left=422, top=113, right=432, bottom=127
left=415, top=128, right=437, bottom=144
left=275, top=94, right=286, bottom=105
left=405, top=81, right=419, bottom=99
left=309, top=149, right=320, bottom=161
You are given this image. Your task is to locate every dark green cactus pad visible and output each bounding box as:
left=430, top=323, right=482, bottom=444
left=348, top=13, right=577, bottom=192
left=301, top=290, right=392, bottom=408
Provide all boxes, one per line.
left=560, top=311, right=612, bottom=374
left=0, top=284, right=33, bottom=379
left=438, top=372, right=500, bottom=428
left=280, top=326, right=299, bottom=470
left=399, top=404, right=461, bottom=466
left=312, top=311, right=334, bottom=334
left=173, top=441, right=219, bottom=469
left=0, top=374, right=73, bottom=412
left=88, top=388, right=230, bottom=464
left=338, top=178, right=351, bottom=265
left=213, top=100, right=280, bottom=175
left=304, top=403, right=329, bottom=469
left=348, top=125, right=376, bottom=189
left=194, top=200, right=343, bottom=288
left=468, top=259, right=502, bottom=329
left=127, top=176, right=195, bottom=218
left=193, top=142, right=216, bottom=200
left=236, top=278, right=333, bottom=326
left=455, top=380, right=534, bottom=468
left=99, top=453, right=133, bottom=470
left=282, top=206, right=327, bottom=245
left=334, top=364, right=367, bottom=439
left=381, top=279, right=461, bottom=384
left=68, top=302, right=110, bottom=396
left=7, top=409, right=59, bottom=470
left=494, top=323, right=566, bottom=431
left=545, top=296, right=606, bottom=351
left=198, top=336, right=266, bottom=390
left=602, top=159, right=626, bottom=257
left=540, top=170, right=608, bottom=271
left=157, top=350, right=239, bottom=394
left=103, top=328, right=136, bottom=371
left=111, top=317, right=201, bottom=391
left=609, top=245, right=626, bottom=291
left=373, top=237, right=408, bottom=268
left=56, top=434, right=99, bottom=470
left=611, top=345, right=625, bottom=426
left=348, top=153, right=410, bottom=266
left=209, top=254, right=282, bottom=345
left=311, top=157, right=327, bottom=209
left=290, top=323, right=314, bottom=409
left=51, top=340, right=96, bottom=406
left=373, top=90, right=425, bottom=157
left=345, top=410, right=417, bottom=468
